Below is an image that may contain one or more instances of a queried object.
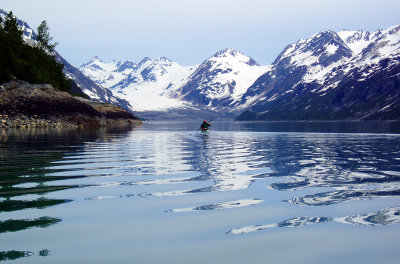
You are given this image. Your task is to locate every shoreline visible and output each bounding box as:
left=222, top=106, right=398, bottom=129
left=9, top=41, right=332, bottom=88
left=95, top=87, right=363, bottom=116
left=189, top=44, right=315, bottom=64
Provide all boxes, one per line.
left=0, top=114, right=142, bottom=129
left=0, top=81, right=142, bottom=129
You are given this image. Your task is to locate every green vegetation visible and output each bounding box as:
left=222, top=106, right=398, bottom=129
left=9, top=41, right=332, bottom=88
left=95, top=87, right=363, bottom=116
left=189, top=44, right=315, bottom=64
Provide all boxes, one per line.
left=0, top=11, right=71, bottom=92
left=36, top=20, right=58, bottom=53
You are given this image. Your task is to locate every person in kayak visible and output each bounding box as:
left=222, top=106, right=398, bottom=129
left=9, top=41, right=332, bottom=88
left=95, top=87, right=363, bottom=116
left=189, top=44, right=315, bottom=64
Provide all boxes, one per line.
left=200, top=120, right=211, bottom=130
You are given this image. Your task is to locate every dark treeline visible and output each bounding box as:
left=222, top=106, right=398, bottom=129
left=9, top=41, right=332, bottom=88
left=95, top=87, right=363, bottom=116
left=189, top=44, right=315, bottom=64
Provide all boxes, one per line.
left=0, top=11, right=71, bottom=92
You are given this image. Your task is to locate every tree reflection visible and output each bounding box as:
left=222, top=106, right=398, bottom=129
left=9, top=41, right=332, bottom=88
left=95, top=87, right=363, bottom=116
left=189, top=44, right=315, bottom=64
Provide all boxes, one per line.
left=0, top=217, right=61, bottom=233
left=0, top=127, right=135, bottom=257
left=0, top=250, right=33, bottom=262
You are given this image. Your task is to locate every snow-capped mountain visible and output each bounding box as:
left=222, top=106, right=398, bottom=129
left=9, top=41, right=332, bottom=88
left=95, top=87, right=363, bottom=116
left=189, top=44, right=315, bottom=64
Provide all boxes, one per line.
left=56, top=54, right=134, bottom=111
left=235, top=30, right=354, bottom=110
left=176, top=49, right=271, bottom=109
left=237, top=24, right=400, bottom=120
left=80, top=56, right=197, bottom=111
left=80, top=49, right=269, bottom=112
left=81, top=24, right=400, bottom=120
left=8, top=6, right=398, bottom=120
left=338, top=29, right=383, bottom=56
left=0, top=9, right=133, bottom=112
left=0, top=9, right=400, bottom=120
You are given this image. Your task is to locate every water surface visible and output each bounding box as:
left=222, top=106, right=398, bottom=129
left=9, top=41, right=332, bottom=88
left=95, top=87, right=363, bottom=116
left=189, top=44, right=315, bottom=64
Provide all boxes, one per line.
left=1, top=122, right=400, bottom=263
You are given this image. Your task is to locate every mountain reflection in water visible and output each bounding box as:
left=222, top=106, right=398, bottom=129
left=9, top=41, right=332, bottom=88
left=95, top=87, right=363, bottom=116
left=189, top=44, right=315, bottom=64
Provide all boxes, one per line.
left=228, top=206, right=400, bottom=235
left=1, top=122, right=400, bottom=263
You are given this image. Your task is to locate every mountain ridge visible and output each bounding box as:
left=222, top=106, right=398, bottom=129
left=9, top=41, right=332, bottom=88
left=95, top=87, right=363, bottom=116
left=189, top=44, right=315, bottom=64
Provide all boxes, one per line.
left=237, top=24, right=400, bottom=120
left=80, top=48, right=271, bottom=113
left=80, top=23, right=399, bottom=120
left=77, top=23, right=400, bottom=120
left=6, top=5, right=398, bottom=121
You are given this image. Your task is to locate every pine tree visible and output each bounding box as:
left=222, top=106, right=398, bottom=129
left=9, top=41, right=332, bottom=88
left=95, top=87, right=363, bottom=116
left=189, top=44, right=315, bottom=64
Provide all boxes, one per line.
left=36, top=20, right=58, bottom=53
left=3, top=11, right=23, bottom=44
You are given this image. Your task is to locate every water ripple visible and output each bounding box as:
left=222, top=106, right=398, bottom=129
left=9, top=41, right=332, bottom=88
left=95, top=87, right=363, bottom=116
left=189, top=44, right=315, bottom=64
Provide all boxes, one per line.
left=166, top=199, right=263, bottom=213
left=85, top=194, right=135, bottom=200
left=228, top=206, right=400, bottom=235
left=2, top=125, right=400, bottom=249
left=335, top=206, right=400, bottom=226
left=228, top=216, right=333, bottom=235
left=288, top=183, right=400, bottom=206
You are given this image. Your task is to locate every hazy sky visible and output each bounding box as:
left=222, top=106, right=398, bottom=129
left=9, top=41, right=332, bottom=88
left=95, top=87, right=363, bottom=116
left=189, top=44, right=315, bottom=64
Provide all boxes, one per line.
left=2, top=0, right=400, bottom=67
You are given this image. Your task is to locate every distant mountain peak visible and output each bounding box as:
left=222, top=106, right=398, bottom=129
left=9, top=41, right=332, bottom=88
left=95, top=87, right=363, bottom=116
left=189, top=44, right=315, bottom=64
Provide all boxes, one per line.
left=155, top=57, right=171, bottom=63
left=88, top=56, right=102, bottom=62
left=139, top=57, right=151, bottom=63
left=274, top=28, right=353, bottom=68
left=209, top=48, right=260, bottom=66
left=76, top=23, right=400, bottom=119
left=214, top=48, right=240, bottom=57
left=304, top=30, right=348, bottom=51
left=137, top=57, right=152, bottom=68
left=388, top=24, right=400, bottom=34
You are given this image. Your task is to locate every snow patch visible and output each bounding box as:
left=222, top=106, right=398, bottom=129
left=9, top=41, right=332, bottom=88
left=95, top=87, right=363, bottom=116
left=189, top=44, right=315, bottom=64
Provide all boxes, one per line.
left=325, top=44, right=338, bottom=55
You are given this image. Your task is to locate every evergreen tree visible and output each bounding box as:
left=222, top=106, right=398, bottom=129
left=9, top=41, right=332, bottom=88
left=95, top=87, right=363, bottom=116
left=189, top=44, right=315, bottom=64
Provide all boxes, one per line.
left=3, top=11, right=23, bottom=44
left=0, top=11, right=71, bottom=93
left=36, top=20, right=58, bottom=53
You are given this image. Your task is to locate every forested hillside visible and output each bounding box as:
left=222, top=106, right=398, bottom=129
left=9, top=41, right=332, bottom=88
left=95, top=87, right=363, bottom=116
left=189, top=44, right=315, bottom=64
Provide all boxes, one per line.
left=0, top=11, right=71, bottom=93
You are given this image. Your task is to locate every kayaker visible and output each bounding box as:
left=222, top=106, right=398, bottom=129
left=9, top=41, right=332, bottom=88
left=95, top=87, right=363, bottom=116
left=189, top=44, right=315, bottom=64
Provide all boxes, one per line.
left=200, top=120, right=211, bottom=130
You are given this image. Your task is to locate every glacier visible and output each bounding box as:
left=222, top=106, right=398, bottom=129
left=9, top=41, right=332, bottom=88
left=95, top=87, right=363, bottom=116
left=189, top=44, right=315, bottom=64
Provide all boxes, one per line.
left=3, top=7, right=399, bottom=120
left=80, top=24, right=400, bottom=118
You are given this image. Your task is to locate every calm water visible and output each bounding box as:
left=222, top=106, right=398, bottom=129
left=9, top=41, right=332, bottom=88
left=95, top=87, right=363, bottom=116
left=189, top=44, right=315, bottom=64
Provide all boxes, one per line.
left=1, top=121, right=400, bottom=263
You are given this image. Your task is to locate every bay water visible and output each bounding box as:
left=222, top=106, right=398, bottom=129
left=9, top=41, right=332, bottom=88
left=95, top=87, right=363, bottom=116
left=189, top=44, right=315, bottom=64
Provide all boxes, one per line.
left=1, top=121, right=400, bottom=263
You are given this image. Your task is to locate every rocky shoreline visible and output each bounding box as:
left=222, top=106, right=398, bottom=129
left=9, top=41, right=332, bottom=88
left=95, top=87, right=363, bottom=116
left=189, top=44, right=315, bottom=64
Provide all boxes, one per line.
left=0, top=81, right=142, bottom=128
